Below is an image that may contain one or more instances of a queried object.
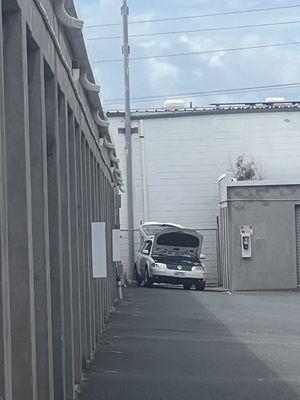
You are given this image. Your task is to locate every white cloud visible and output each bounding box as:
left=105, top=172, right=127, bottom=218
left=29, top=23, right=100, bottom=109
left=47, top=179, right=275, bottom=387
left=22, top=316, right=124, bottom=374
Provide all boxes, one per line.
left=209, top=52, right=225, bottom=67
left=135, top=39, right=171, bottom=50
left=148, top=59, right=179, bottom=87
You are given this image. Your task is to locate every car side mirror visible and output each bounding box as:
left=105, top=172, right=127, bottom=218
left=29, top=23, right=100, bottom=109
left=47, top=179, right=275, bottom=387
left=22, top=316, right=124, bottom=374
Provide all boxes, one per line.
left=142, top=249, right=149, bottom=255
left=200, top=254, right=205, bottom=260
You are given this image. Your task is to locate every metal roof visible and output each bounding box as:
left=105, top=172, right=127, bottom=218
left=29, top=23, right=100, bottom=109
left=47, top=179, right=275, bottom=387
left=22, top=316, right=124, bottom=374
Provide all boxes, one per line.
left=227, top=179, right=300, bottom=188
left=107, top=101, right=300, bottom=120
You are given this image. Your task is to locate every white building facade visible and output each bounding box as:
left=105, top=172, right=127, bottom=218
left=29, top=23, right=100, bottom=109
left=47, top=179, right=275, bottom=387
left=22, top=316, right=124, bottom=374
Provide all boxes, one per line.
left=108, top=103, right=300, bottom=283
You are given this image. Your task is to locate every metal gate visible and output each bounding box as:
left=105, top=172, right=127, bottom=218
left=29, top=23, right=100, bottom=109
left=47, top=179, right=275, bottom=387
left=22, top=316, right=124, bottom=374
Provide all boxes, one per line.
left=295, top=206, right=300, bottom=286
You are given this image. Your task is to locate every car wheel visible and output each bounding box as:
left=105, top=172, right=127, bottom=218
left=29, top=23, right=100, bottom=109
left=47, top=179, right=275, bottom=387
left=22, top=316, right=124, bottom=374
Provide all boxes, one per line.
left=134, top=265, right=143, bottom=286
left=143, top=268, right=153, bottom=288
left=195, top=281, right=206, bottom=291
left=183, top=282, right=192, bottom=290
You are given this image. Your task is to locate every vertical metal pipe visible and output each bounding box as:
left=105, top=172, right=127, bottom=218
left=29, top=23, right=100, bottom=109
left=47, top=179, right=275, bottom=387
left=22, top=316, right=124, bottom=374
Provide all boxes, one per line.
left=121, top=0, right=134, bottom=280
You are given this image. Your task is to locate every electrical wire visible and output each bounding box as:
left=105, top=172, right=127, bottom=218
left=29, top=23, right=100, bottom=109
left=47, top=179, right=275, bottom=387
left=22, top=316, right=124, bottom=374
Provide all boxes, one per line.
left=93, top=40, right=300, bottom=64
left=87, top=20, right=300, bottom=41
left=85, top=4, right=300, bottom=28
left=104, top=83, right=300, bottom=104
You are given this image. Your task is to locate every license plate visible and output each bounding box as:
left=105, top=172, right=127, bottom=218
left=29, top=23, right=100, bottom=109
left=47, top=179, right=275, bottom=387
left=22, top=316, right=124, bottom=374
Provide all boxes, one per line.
left=174, top=271, right=185, bottom=276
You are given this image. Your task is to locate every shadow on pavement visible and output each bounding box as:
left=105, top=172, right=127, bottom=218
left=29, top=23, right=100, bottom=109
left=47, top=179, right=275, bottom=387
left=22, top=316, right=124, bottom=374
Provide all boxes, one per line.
left=79, top=287, right=298, bottom=400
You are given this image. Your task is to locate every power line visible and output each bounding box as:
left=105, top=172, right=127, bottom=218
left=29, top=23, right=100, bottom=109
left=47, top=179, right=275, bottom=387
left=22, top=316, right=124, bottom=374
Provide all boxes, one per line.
left=87, top=20, right=300, bottom=41
left=85, top=4, right=300, bottom=28
left=93, top=40, right=300, bottom=64
left=104, top=83, right=300, bottom=104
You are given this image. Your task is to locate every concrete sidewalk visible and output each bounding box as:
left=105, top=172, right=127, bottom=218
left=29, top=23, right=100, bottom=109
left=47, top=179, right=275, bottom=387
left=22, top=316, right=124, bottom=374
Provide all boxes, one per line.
left=79, top=286, right=300, bottom=400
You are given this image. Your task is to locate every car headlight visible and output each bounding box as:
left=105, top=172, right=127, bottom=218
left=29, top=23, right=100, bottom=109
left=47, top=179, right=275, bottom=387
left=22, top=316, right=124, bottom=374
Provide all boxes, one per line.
left=192, top=265, right=204, bottom=272
left=152, top=262, right=167, bottom=271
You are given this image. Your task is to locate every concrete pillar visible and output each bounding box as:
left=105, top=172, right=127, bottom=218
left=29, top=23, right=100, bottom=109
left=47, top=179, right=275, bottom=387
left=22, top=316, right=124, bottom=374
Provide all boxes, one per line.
left=68, top=116, right=82, bottom=384
left=58, top=94, right=74, bottom=399
left=28, top=47, right=54, bottom=400
left=87, top=148, right=96, bottom=350
left=103, top=177, right=107, bottom=319
left=45, top=69, right=66, bottom=400
left=0, top=1, right=11, bottom=399
left=77, top=131, right=87, bottom=368
left=96, top=164, right=103, bottom=335
left=100, top=173, right=107, bottom=324
left=3, top=10, right=37, bottom=400
left=94, top=160, right=101, bottom=339
left=81, top=136, right=92, bottom=361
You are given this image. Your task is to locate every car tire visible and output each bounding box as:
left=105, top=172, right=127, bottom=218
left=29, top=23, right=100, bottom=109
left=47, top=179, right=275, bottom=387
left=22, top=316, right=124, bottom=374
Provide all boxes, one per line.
left=143, top=268, right=153, bottom=288
left=195, top=281, right=206, bottom=291
left=183, top=282, right=192, bottom=290
left=134, top=265, right=143, bottom=286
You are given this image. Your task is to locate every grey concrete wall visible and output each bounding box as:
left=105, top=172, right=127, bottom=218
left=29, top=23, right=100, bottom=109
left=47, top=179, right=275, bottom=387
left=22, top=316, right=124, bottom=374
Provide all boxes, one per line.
left=225, top=184, right=299, bottom=291
left=0, top=1, right=120, bottom=399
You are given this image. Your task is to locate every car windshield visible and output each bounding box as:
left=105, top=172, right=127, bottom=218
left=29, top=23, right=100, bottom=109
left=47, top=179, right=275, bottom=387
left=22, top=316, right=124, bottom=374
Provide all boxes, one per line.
left=142, top=224, right=174, bottom=236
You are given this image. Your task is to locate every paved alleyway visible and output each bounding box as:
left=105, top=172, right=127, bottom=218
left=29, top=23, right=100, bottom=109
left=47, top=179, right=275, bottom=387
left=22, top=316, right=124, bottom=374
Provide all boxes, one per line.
left=79, top=286, right=300, bottom=400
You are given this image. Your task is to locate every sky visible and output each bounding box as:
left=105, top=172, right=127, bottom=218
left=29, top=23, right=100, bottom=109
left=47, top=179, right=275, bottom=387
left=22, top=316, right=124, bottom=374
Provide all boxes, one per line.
left=75, top=0, right=300, bottom=110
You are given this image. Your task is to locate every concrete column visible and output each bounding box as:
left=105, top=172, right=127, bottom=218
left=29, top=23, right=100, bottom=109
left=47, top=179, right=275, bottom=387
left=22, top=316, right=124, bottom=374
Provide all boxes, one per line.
left=107, top=181, right=113, bottom=305
left=58, top=94, right=74, bottom=399
left=3, top=10, right=37, bottom=400
left=68, top=116, right=82, bottom=384
left=104, top=178, right=109, bottom=319
left=0, top=1, right=11, bottom=399
left=86, top=149, right=95, bottom=350
left=28, top=47, right=54, bottom=400
left=81, top=136, right=92, bottom=361
left=100, top=174, right=107, bottom=322
left=94, top=160, right=101, bottom=339
left=90, top=156, right=97, bottom=338
left=77, top=131, right=87, bottom=368
left=97, top=165, right=104, bottom=335
left=45, top=70, right=66, bottom=400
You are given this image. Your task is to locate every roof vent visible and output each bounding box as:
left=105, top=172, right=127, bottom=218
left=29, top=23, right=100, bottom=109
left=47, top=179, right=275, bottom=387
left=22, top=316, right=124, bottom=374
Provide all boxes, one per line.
left=164, top=99, right=185, bottom=111
left=265, top=97, right=286, bottom=103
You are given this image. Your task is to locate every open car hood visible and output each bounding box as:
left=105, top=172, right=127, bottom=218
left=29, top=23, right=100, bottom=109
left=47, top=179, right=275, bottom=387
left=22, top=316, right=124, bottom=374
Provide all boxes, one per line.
left=140, top=222, right=183, bottom=239
left=152, top=228, right=203, bottom=257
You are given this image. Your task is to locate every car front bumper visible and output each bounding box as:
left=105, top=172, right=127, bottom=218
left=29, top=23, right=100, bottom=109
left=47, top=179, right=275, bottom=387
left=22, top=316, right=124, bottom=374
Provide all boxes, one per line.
left=150, top=268, right=206, bottom=282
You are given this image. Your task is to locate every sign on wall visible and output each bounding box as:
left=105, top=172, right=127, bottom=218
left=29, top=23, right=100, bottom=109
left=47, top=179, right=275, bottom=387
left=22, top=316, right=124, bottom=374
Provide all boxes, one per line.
left=240, top=225, right=254, bottom=235
left=92, top=222, right=107, bottom=278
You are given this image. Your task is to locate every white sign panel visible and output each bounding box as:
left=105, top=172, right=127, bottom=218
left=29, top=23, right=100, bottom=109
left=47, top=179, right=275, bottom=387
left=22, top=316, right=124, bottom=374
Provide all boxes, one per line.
left=92, top=222, right=107, bottom=278
left=112, top=229, right=121, bottom=262
left=240, top=225, right=253, bottom=235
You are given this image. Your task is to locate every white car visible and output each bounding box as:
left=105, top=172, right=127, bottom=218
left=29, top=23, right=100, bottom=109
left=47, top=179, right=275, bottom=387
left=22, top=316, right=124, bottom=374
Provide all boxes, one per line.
left=134, top=227, right=206, bottom=291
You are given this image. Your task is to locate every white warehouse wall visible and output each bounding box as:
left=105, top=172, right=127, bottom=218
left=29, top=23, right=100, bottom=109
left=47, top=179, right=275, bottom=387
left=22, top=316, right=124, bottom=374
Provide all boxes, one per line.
left=109, top=108, right=300, bottom=279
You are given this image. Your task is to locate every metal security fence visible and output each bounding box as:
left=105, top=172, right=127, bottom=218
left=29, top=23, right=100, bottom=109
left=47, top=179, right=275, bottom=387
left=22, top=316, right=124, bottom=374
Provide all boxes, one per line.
left=195, top=229, right=219, bottom=285
left=120, top=228, right=219, bottom=285
left=120, top=229, right=141, bottom=280
left=0, top=2, right=122, bottom=400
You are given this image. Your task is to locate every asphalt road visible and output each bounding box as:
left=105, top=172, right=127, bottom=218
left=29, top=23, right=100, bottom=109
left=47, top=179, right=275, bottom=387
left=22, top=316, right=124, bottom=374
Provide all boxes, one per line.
left=79, top=286, right=300, bottom=400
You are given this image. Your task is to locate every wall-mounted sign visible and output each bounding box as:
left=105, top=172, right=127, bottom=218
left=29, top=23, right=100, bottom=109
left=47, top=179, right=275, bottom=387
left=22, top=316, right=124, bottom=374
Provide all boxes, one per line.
left=92, top=222, right=107, bottom=278
left=240, top=225, right=253, bottom=235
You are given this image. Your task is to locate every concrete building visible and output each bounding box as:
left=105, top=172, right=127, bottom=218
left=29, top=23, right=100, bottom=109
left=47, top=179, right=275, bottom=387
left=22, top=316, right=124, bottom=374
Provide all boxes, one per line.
left=219, top=176, right=300, bottom=291
left=0, top=1, right=122, bottom=400
left=108, top=103, right=300, bottom=282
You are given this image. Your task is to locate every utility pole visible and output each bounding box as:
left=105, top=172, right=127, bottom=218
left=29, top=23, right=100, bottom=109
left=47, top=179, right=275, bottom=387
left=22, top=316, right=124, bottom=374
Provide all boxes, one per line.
left=121, top=0, right=134, bottom=281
